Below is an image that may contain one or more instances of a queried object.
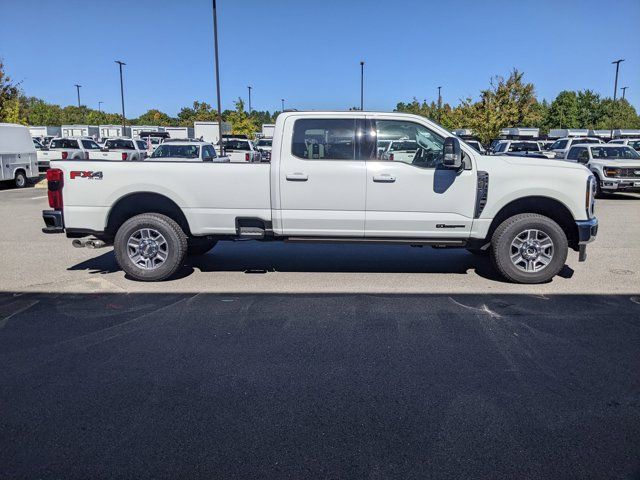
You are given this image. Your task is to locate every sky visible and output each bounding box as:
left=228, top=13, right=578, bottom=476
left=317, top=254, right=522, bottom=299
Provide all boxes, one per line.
left=2, top=0, right=639, bottom=117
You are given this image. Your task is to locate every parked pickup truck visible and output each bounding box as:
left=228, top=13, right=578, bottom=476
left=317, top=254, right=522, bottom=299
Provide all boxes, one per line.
left=37, top=137, right=102, bottom=172
left=89, top=138, right=148, bottom=161
left=41, top=111, right=598, bottom=284
left=566, top=143, right=640, bottom=196
left=222, top=138, right=261, bottom=163
left=148, top=141, right=229, bottom=163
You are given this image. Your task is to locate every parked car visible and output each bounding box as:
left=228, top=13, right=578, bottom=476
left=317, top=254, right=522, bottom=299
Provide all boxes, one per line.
left=89, top=138, right=148, bottom=161
left=381, top=140, right=420, bottom=163
left=548, top=137, right=602, bottom=159
left=0, top=123, right=39, bottom=188
left=42, top=111, right=598, bottom=284
left=566, top=143, right=640, bottom=196
left=608, top=138, right=640, bottom=152
left=37, top=137, right=102, bottom=172
left=147, top=141, right=229, bottom=162
left=222, top=138, right=261, bottom=163
left=254, top=138, right=273, bottom=162
left=462, top=139, right=486, bottom=154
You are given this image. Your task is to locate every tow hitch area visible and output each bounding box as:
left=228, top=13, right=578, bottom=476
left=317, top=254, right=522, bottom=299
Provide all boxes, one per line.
left=72, top=238, right=107, bottom=249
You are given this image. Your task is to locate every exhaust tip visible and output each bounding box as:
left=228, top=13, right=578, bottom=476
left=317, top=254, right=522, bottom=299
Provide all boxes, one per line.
left=72, top=239, right=86, bottom=248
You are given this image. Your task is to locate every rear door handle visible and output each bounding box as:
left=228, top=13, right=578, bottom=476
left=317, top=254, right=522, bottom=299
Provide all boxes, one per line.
left=373, top=174, right=396, bottom=183
left=286, top=173, right=308, bottom=181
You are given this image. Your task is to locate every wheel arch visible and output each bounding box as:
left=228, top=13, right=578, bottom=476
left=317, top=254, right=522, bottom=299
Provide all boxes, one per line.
left=486, top=196, right=579, bottom=250
left=105, top=191, right=191, bottom=238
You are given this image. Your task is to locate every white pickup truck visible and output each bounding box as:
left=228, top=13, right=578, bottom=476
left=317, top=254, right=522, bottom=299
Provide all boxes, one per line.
left=37, top=137, right=102, bottom=171
left=222, top=138, right=261, bottom=163
left=41, top=111, right=598, bottom=284
left=89, top=138, right=148, bottom=161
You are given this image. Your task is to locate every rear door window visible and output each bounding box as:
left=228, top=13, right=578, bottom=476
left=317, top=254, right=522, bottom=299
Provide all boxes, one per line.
left=292, top=119, right=356, bottom=160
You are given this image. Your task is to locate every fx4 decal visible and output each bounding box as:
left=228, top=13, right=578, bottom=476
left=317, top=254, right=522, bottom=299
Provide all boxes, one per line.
left=70, top=171, right=103, bottom=180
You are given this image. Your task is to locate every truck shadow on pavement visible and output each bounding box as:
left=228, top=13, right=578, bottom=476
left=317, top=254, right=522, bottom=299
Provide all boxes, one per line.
left=68, top=241, right=574, bottom=283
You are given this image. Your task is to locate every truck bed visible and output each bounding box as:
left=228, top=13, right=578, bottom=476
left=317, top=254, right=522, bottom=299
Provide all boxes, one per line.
left=56, top=161, right=272, bottom=235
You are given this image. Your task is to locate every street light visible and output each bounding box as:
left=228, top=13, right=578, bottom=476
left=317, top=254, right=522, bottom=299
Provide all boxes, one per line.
left=115, top=60, right=127, bottom=133
left=247, top=85, right=252, bottom=114
left=437, top=86, right=442, bottom=123
left=281, top=98, right=285, bottom=111
left=211, top=0, right=224, bottom=156
left=621, top=86, right=628, bottom=100
left=360, top=60, right=364, bottom=111
left=74, top=84, right=82, bottom=107
left=610, top=59, right=624, bottom=138
left=98, top=101, right=103, bottom=113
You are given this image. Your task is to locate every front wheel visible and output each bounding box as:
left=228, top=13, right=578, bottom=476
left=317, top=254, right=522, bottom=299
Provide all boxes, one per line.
left=114, top=213, right=187, bottom=281
left=490, top=213, right=568, bottom=284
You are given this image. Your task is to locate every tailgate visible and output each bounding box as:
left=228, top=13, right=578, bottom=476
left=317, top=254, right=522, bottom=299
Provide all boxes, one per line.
left=88, top=151, right=123, bottom=161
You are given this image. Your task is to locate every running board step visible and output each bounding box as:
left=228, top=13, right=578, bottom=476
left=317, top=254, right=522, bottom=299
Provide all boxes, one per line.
left=238, top=227, right=266, bottom=239
left=286, top=237, right=466, bottom=246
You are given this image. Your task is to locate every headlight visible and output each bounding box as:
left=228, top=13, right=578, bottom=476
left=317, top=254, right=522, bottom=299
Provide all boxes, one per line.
left=603, top=167, right=620, bottom=178
left=586, top=176, right=596, bottom=218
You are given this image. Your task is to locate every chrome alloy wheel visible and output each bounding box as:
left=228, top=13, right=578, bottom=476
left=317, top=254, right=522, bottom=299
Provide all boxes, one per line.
left=127, top=228, right=168, bottom=270
left=510, top=229, right=554, bottom=273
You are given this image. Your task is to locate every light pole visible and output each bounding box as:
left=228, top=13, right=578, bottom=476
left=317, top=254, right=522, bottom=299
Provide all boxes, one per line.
left=281, top=98, right=285, bottom=111
left=437, top=86, right=442, bottom=123
left=74, top=84, right=82, bottom=107
left=247, top=85, right=252, bottom=114
left=360, top=60, right=364, bottom=110
left=610, top=59, right=624, bottom=138
left=98, top=101, right=103, bottom=113
left=115, top=60, right=126, bottom=133
left=621, top=86, right=628, bottom=100
left=211, top=0, right=224, bottom=155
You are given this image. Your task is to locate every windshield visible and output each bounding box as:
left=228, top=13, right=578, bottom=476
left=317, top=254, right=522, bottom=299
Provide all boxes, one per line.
left=591, top=146, right=640, bottom=159
left=49, top=139, right=78, bottom=149
left=151, top=144, right=200, bottom=159
left=572, top=138, right=600, bottom=145
left=256, top=139, right=272, bottom=147
left=510, top=142, right=540, bottom=152
left=629, top=140, right=640, bottom=151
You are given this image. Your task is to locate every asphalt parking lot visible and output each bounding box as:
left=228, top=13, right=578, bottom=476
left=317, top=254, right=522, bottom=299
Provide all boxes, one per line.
left=1, top=186, right=640, bottom=479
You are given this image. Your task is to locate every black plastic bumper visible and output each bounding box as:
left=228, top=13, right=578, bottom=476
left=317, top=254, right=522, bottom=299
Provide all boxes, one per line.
left=576, top=218, right=598, bottom=262
left=42, top=210, right=64, bottom=234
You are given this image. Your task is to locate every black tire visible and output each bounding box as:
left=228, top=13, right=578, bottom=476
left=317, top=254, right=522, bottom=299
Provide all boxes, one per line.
left=490, top=213, right=568, bottom=284
left=594, top=175, right=608, bottom=199
left=14, top=170, right=27, bottom=188
left=187, top=238, right=218, bottom=256
left=114, top=213, right=187, bottom=281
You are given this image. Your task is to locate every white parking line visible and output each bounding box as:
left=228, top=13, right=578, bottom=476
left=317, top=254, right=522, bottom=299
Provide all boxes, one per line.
left=30, top=196, right=47, bottom=200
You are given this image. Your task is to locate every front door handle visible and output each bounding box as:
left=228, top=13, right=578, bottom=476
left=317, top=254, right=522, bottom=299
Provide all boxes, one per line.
left=286, top=173, right=308, bottom=181
left=373, top=174, right=396, bottom=183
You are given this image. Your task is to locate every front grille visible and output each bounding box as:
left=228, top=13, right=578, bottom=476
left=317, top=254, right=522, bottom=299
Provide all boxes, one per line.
left=617, top=168, right=640, bottom=178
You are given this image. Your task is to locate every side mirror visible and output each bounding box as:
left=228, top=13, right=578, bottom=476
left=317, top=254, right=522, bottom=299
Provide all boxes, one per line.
left=443, top=137, right=462, bottom=169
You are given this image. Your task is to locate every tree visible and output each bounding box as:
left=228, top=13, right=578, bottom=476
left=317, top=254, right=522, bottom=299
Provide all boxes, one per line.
left=176, top=101, right=218, bottom=126
left=0, top=60, right=22, bottom=123
left=23, top=97, right=62, bottom=125
left=595, top=98, right=640, bottom=130
left=134, top=109, right=174, bottom=126
left=576, top=90, right=602, bottom=129
left=226, top=98, right=256, bottom=137
left=545, top=91, right=579, bottom=129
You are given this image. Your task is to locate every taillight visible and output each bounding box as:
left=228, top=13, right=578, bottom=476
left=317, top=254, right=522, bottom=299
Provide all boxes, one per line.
left=47, top=168, right=64, bottom=210
left=61, top=151, right=68, bottom=160
left=122, top=152, right=128, bottom=161
left=245, top=152, right=250, bottom=162
left=389, top=153, right=394, bottom=161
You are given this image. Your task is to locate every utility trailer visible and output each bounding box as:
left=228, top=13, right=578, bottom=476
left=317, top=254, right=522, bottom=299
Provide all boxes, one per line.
left=61, top=125, right=99, bottom=139
left=99, top=125, right=130, bottom=140
left=193, top=121, right=231, bottom=144
left=549, top=129, right=589, bottom=139
left=164, top=126, right=194, bottom=139
left=130, top=125, right=162, bottom=139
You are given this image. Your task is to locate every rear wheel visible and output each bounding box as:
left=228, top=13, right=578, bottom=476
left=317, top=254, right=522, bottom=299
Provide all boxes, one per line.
left=14, top=170, right=27, bottom=188
left=187, top=238, right=218, bottom=256
left=490, top=213, right=568, bottom=284
left=114, top=213, right=187, bottom=281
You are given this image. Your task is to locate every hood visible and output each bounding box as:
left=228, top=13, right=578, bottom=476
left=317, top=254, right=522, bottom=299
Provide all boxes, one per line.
left=590, top=158, right=640, bottom=168
left=478, top=154, right=588, bottom=171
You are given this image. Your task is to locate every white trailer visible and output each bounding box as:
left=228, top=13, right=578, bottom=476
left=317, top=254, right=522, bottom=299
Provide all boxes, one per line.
left=501, top=127, right=539, bottom=138
left=193, top=121, right=231, bottom=144
left=613, top=129, right=640, bottom=138
left=99, top=125, right=129, bottom=140
left=130, top=125, right=162, bottom=138
left=29, top=126, right=61, bottom=138
left=164, top=126, right=194, bottom=139
left=588, top=130, right=612, bottom=140
left=0, top=123, right=39, bottom=187
left=549, top=128, right=588, bottom=139
left=61, top=125, right=99, bottom=139
left=261, top=123, right=275, bottom=138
